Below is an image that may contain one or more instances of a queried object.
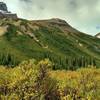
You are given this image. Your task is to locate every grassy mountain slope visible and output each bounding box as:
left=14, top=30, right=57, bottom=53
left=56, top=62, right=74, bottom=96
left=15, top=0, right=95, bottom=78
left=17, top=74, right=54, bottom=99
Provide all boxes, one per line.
left=0, top=18, right=100, bottom=69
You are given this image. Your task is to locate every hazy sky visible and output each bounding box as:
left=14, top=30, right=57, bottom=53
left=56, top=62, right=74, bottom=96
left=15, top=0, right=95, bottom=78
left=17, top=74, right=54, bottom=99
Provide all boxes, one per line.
left=3, top=0, right=100, bottom=35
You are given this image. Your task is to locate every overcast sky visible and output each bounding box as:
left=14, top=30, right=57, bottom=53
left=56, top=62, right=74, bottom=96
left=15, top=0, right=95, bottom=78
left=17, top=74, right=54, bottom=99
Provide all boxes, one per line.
left=3, top=0, right=100, bottom=35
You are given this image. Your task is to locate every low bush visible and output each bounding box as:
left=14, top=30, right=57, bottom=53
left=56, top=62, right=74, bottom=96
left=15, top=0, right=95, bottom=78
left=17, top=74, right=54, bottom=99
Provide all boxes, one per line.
left=0, top=59, right=100, bottom=100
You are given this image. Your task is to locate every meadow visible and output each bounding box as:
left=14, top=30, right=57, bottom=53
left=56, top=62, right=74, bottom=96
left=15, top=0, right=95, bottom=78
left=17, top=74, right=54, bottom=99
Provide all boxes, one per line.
left=0, top=59, right=100, bottom=100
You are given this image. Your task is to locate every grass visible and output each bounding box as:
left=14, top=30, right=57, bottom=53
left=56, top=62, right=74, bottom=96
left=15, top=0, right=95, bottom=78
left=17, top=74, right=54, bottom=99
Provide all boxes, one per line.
left=0, top=18, right=99, bottom=69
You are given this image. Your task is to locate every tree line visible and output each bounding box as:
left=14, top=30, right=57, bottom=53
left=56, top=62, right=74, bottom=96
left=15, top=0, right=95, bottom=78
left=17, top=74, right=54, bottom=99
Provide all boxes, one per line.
left=0, top=53, right=19, bottom=67
left=0, top=52, right=96, bottom=70
left=43, top=52, right=96, bottom=70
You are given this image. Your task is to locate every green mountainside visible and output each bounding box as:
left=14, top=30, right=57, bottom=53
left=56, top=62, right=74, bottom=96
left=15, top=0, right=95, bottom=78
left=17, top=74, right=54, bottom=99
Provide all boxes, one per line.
left=0, top=18, right=100, bottom=69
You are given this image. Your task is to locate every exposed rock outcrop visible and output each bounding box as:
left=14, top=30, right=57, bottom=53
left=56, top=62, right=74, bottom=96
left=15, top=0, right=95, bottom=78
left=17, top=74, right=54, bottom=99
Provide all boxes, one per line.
left=0, top=2, right=17, bottom=19
left=95, top=33, right=100, bottom=38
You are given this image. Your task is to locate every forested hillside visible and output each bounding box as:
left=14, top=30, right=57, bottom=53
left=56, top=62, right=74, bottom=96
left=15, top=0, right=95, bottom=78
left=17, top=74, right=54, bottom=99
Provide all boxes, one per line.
left=0, top=18, right=99, bottom=69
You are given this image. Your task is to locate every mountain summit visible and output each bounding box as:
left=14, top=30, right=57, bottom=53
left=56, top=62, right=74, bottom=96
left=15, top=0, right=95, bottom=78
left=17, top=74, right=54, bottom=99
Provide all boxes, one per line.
left=0, top=2, right=17, bottom=19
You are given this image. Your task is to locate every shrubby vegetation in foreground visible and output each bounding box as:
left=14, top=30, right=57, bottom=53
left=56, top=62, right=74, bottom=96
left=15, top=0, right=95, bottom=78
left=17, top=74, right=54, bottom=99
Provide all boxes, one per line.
left=0, top=59, right=100, bottom=100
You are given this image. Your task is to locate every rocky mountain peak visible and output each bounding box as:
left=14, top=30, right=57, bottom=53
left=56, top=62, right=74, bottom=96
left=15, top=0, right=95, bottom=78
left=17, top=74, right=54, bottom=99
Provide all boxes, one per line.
left=0, top=2, right=17, bottom=19
left=0, top=2, right=8, bottom=12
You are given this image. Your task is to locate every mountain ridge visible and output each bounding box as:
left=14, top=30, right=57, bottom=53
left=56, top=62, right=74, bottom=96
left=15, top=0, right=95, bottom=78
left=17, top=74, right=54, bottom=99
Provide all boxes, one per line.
left=0, top=18, right=99, bottom=69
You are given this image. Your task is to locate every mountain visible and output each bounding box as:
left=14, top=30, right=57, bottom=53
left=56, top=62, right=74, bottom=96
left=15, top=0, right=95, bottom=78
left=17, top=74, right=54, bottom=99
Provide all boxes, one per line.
left=95, top=33, right=100, bottom=38
left=0, top=18, right=100, bottom=69
left=0, top=2, right=17, bottom=19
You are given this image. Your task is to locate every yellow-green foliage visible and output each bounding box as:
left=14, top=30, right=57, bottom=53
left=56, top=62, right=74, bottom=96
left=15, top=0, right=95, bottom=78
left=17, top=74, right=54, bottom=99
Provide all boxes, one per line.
left=0, top=59, right=100, bottom=100
left=0, top=59, right=58, bottom=100
left=51, top=68, right=100, bottom=100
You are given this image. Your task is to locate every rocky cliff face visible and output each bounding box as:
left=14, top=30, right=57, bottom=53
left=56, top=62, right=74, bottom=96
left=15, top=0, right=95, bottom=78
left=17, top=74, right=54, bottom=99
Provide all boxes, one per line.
left=0, top=2, right=17, bottom=19
left=0, top=12, right=17, bottom=19
left=0, top=2, right=8, bottom=12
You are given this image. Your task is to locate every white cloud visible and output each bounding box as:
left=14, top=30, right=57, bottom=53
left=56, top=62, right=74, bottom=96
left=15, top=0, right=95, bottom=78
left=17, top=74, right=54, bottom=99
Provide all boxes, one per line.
left=3, top=0, right=100, bottom=35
